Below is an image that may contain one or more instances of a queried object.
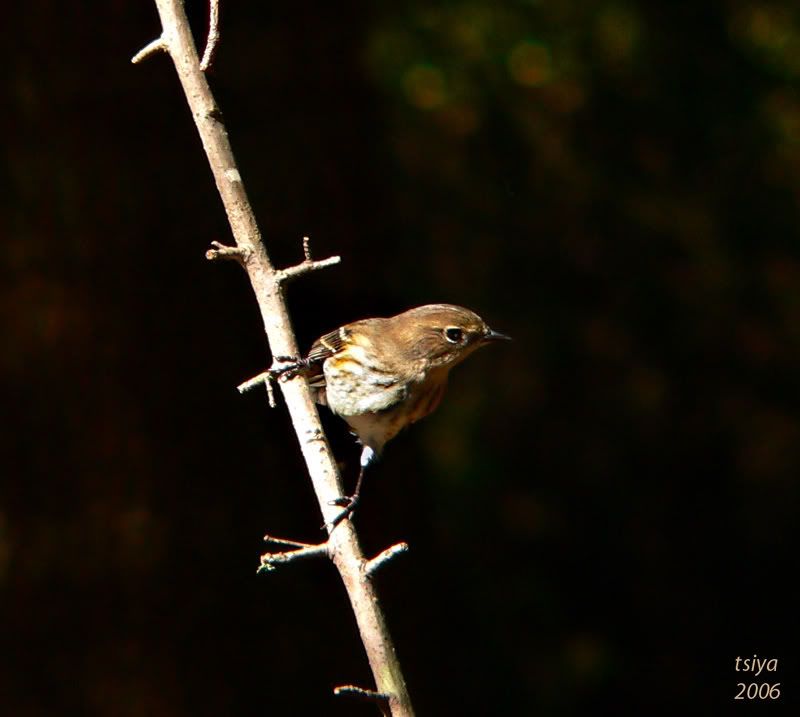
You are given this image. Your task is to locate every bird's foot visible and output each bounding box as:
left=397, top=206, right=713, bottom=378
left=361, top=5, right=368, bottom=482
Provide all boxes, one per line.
left=324, top=494, right=361, bottom=531
left=269, top=355, right=309, bottom=382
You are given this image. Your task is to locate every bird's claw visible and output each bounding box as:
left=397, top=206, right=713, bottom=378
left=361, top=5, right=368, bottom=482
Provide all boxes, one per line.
left=269, top=355, right=309, bottom=382
left=322, top=495, right=360, bottom=531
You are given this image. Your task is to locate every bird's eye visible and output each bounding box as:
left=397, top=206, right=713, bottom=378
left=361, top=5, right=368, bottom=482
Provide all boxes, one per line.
left=444, top=327, right=464, bottom=344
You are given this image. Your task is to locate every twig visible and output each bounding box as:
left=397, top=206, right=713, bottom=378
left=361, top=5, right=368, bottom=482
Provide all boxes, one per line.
left=131, top=37, right=167, bottom=64
left=365, top=543, right=409, bottom=578
left=236, top=371, right=276, bottom=407
left=206, top=239, right=250, bottom=263
left=259, top=541, right=328, bottom=573
left=237, top=372, right=269, bottom=393
left=133, top=3, right=415, bottom=715
left=263, top=534, right=318, bottom=549
left=276, top=236, right=341, bottom=284
left=199, top=0, right=220, bottom=71
left=334, top=684, right=392, bottom=717
left=334, top=684, right=391, bottom=700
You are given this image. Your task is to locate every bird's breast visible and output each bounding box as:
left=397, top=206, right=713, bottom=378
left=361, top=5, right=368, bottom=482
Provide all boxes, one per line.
left=324, top=359, right=449, bottom=453
left=323, top=352, right=405, bottom=414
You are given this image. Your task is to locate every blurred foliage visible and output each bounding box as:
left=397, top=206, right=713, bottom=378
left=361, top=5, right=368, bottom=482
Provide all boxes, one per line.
left=2, top=0, right=800, bottom=715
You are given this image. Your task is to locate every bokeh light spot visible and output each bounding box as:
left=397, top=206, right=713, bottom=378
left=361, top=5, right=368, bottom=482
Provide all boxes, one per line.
left=595, top=5, right=640, bottom=63
left=508, top=41, right=552, bottom=87
left=403, top=64, right=447, bottom=109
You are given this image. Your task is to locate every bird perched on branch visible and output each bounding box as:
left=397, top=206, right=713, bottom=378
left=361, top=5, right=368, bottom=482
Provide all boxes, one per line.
left=271, top=304, right=510, bottom=527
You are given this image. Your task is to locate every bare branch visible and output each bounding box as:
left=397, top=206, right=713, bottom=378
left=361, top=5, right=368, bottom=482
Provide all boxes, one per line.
left=365, top=543, right=410, bottom=578
left=134, top=2, right=415, bottom=715
left=276, top=236, right=341, bottom=284
left=199, top=0, right=220, bottom=71
left=259, top=541, right=328, bottom=573
left=131, top=37, right=167, bottom=64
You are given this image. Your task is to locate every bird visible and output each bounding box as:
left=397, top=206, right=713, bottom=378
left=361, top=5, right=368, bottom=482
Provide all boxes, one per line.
left=271, top=304, right=510, bottom=526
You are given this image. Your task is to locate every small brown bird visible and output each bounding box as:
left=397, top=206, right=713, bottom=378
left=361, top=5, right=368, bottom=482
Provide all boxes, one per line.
left=272, top=304, right=509, bottom=525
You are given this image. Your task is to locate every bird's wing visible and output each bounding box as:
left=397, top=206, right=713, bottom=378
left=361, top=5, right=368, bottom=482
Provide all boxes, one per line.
left=305, top=325, right=409, bottom=413
left=303, top=327, right=352, bottom=406
left=306, top=327, right=349, bottom=364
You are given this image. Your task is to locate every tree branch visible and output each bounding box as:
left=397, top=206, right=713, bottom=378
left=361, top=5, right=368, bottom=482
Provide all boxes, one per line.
left=199, top=0, right=220, bottom=71
left=132, top=2, right=414, bottom=715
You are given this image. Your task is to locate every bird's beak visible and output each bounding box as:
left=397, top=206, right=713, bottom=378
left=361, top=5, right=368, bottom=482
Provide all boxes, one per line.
left=484, top=328, right=512, bottom=343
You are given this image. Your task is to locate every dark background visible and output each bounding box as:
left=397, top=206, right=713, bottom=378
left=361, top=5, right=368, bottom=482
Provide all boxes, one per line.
left=3, top=1, right=799, bottom=715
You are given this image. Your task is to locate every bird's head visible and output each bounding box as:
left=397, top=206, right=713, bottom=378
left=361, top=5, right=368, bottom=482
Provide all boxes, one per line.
left=391, top=304, right=510, bottom=371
